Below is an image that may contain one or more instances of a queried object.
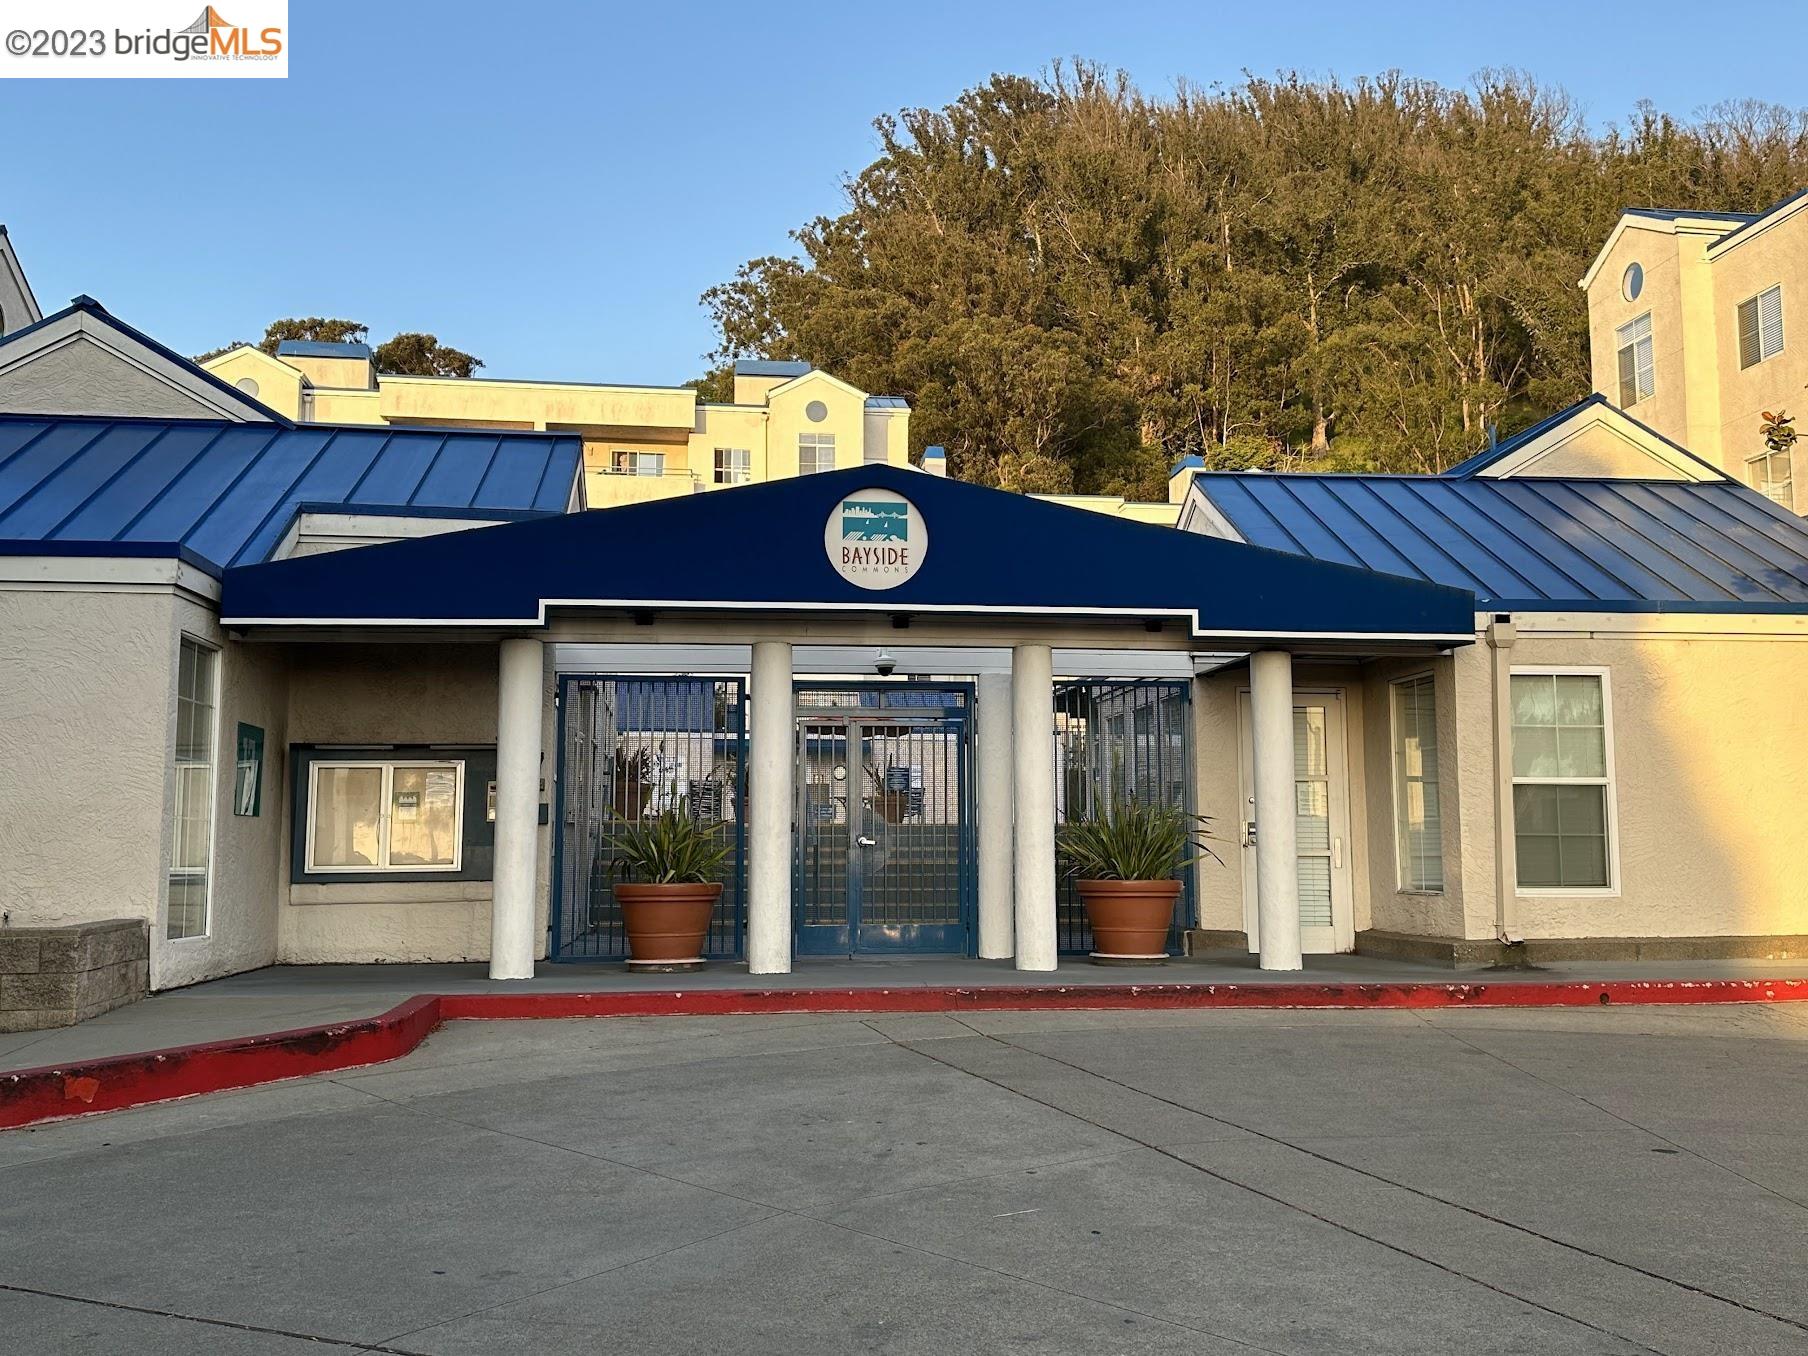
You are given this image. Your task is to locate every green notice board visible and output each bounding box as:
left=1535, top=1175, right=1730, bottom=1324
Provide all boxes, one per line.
left=234, top=723, right=264, bottom=817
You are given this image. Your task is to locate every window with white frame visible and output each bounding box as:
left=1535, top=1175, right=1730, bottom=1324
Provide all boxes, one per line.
left=1510, top=671, right=1614, bottom=891
left=1615, top=313, right=1655, bottom=407
left=1747, top=448, right=1793, bottom=507
left=1737, top=285, right=1784, bottom=369
left=799, top=433, right=836, bottom=474
left=168, top=637, right=218, bottom=940
left=306, top=760, right=465, bottom=873
left=714, top=447, right=751, bottom=484
left=610, top=450, right=666, bottom=477
left=1390, top=674, right=1443, bottom=892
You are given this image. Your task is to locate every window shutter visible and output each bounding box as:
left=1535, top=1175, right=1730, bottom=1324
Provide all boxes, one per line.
left=1738, top=297, right=1762, bottom=368
left=1759, top=286, right=1784, bottom=359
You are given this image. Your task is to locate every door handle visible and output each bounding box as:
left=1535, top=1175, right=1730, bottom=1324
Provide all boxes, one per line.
left=1333, top=837, right=1344, bottom=869
left=1243, top=820, right=1255, bottom=847
left=856, top=835, right=878, bottom=847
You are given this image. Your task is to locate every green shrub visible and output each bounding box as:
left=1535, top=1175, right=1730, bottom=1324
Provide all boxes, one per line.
left=609, top=800, right=732, bottom=884
left=1057, top=800, right=1223, bottom=881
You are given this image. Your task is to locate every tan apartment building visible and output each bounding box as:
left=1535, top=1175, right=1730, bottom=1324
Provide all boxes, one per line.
left=200, top=345, right=914, bottom=508
left=1582, top=188, right=1808, bottom=509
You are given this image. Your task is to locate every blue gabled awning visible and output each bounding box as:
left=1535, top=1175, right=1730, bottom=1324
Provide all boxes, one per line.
left=220, top=465, right=1475, bottom=644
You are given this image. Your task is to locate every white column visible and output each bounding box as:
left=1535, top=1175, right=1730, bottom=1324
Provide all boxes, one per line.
left=1250, top=649, right=1302, bottom=971
left=976, top=670, right=1015, bottom=959
left=490, top=637, right=544, bottom=980
left=1011, top=643, right=1057, bottom=971
left=747, top=640, right=794, bottom=975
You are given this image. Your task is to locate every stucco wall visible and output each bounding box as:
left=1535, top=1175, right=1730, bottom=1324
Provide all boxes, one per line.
left=1357, top=653, right=1474, bottom=939
left=1509, top=424, right=1696, bottom=479
left=202, top=348, right=306, bottom=420
left=1586, top=226, right=1697, bottom=454
left=1490, top=630, right=1808, bottom=939
left=1707, top=209, right=1808, bottom=510
left=0, top=588, right=177, bottom=936
left=155, top=603, right=289, bottom=991
left=0, top=339, right=224, bottom=419
left=279, top=642, right=554, bottom=965
left=767, top=374, right=867, bottom=475
left=1189, top=661, right=1376, bottom=948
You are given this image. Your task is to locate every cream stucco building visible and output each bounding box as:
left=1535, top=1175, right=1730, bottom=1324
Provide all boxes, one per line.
left=3, top=235, right=1808, bottom=1033
left=199, top=343, right=914, bottom=508
left=1583, top=188, right=1808, bottom=509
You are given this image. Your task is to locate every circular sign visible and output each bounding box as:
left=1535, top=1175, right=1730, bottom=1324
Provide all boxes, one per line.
left=824, top=487, right=927, bottom=590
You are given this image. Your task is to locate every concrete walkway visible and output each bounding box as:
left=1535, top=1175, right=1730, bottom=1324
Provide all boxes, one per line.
left=5, top=953, right=1807, bottom=1077
left=4, top=1004, right=1808, bottom=1353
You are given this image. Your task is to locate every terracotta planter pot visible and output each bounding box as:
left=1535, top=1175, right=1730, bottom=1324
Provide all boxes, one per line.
left=616, top=882, right=721, bottom=972
left=1075, top=879, right=1180, bottom=964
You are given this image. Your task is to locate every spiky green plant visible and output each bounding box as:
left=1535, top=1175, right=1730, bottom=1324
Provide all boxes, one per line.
left=1056, top=800, right=1223, bottom=881
left=608, top=799, right=732, bottom=884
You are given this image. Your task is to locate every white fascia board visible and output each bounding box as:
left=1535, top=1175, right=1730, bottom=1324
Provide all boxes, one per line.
left=273, top=510, right=523, bottom=561
left=225, top=595, right=1473, bottom=649
left=1501, top=609, right=1808, bottom=638
left=763, top=368, right=868, bottom=403
left=0, top=554, right=221, bottom=603
left=0, top=311, right=271, bottom=422
left=1472, top=405, right=1724, bottom=482
left=1578, top=213, right=1749, bottom=291
left=551, top=643, right=1232, bottom=678
left=1176, top=483, right=1248, bottom=540
left=1705, top=193, right=1808, bottom=261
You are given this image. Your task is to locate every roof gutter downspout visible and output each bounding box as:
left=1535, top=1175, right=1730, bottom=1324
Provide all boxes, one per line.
left=1487, top=615, right=1522, bottom=946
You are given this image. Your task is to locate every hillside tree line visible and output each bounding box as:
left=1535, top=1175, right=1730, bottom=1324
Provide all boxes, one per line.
left=701, top=66, right=1808, bottom=497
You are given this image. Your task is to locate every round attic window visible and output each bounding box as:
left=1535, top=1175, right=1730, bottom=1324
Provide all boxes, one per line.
left=805, top=399, right=829, bottom=423
left=1622, top=262, right=1643, bottom=302
left=235, top=377, right=261, bottom=398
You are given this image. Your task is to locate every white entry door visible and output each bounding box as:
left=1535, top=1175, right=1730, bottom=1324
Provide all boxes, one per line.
left=1236, top=690, right=1355, bottom=954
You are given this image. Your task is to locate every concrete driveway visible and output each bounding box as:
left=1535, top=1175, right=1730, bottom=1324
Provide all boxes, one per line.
left=2, top=1004, right=1805, bottom=1354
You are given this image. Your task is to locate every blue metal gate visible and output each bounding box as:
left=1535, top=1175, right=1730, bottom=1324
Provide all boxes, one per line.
left=1053, top=679, right=1194, bottom=954
left=794, top=684, right=975, bottom=955
left=551, top=676, right=747, bottom=960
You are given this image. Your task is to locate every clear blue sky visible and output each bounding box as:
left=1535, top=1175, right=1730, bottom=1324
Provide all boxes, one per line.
left=1, top=0, right=1798, bottom=384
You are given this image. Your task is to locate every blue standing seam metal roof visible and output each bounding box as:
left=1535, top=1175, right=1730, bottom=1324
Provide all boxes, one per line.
left=0, top=415, right=582, bottom=575
left=864, top=396, right=910, bottom=409
left=733, top=359, right=813, bottom=378
left=1194, top=472, right=1808, bottom=613
left=275, top=340, right=374, bottom=359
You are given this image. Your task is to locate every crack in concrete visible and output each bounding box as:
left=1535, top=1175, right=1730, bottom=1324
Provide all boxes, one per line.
left=0, top=1280, right=432, bottom=1354
left=330, top=1048, right=1291, bottom=1355
left=922, top=1016, right=1808, bottom=1348
left=1413, top=1011, right=1808, bottom=1212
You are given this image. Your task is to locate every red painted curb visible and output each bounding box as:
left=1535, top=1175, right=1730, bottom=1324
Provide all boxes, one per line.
left=3, top=978, right=1803, bottom=1130
left=439, top=978, right=1808, bottom=1019
left=0, top=995, right=442, bottom=1131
